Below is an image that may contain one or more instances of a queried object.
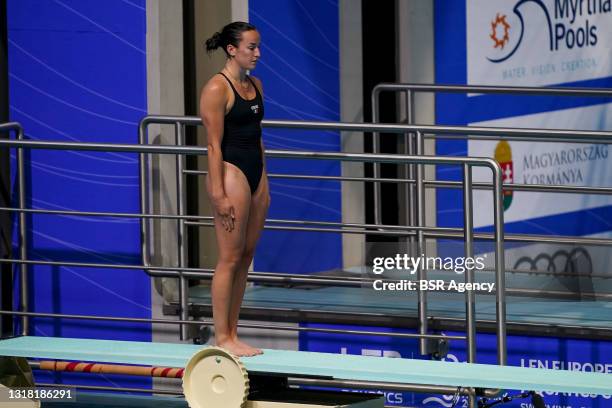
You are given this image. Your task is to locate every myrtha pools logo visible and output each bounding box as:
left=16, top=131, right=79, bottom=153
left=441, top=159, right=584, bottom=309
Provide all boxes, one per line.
left=490, top=13, right=511, bottom=50
left=487, top=0, right=610, bottom=63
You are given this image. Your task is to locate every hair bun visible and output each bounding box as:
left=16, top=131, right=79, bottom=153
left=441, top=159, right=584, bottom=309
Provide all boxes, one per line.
left=205, top=22, right=257, bottom=57
left=205, top=31, right=222, bottom=53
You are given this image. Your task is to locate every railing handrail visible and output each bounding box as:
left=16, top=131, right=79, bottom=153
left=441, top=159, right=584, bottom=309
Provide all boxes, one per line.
left=372, top=82, right=612, bottom=97
left=0, top=121, right=25, bottom=134
left=0, top=136, right=502, bottom=168
left=138, top=115, right=612, bottom=143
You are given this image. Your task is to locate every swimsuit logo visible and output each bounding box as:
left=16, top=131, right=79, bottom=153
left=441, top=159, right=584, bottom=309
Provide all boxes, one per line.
left=251, top=104, right=259, bottom=114
left=494, top=140, right=513, bottom=211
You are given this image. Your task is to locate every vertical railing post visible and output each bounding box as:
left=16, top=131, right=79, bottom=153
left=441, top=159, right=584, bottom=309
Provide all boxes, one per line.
left=463, top=163, right=477, bottom=408
left=371, top=89, right=382, bottom=226
left=176, top=123, right=189, bottom=340
left=138, top=120, right=151, bottom=269
left=415, top=131, right=428, bottom=355
left=406, top=90, right=416, bottom=237
left=490, top=162, right=507, bottom=365
left=16, top=126, right=28, bottom=335
left=463, top=163, right=476, bottom=363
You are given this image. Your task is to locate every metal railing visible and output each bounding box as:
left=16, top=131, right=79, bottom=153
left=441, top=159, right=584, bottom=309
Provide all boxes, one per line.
left=1, top=121, right=507, bottom=369
left=4, top=116, right=611, bottom=367
left=0, top=122, right=28, bottom=336
left=371, top=82, right=612, bottom=231
left=140, top=116, right=612, bottom=357
left=372, top=83, right=612, bottom=357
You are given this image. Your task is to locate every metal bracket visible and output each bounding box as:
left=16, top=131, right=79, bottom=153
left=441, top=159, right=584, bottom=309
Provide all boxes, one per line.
left=428, top=337, right=449, bottom=360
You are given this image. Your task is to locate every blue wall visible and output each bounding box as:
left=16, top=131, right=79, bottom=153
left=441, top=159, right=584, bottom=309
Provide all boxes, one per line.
left=250, top=0, right=342, bottom=274
left=8, top=0, right=150, bottom=388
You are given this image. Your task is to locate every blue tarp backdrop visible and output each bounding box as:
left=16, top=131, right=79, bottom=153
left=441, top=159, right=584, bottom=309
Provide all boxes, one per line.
left=250, top=0, right=342, bottom=274
left=8, top=0, right=149, bottom=389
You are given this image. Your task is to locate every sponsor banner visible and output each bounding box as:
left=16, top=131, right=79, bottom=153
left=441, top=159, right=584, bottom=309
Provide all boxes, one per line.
left=467, top=0, right=612, bottom=86
left=494, top=233, right=612, bottom=296
left=468, top=103, right=612, bottom=228
left=300, top=324, right=612, bottom=407
left=435, top=0, right=612, bottom=232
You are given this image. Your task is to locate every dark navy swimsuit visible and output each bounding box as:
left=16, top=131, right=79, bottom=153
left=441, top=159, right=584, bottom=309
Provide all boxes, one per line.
left=219, top=72, right=264, bottom=194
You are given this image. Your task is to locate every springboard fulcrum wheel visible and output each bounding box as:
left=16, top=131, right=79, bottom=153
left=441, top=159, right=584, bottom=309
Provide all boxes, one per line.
left=182, top=346, right=249, bottom=408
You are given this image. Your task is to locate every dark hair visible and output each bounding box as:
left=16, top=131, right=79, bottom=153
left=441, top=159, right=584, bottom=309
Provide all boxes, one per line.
left=205, top=21, right=257, bottom=56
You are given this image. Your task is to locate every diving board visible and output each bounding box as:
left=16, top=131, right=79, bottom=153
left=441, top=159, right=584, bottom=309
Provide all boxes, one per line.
left=0, top=336, right=610, bottom=396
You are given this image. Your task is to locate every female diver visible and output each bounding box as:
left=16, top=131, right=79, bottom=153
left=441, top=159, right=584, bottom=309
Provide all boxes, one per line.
left=201, top=22, right=269, bottom=357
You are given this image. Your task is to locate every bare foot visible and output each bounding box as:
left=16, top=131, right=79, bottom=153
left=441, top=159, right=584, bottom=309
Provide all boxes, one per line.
left=216, top=339, right=257, bottom=357
left=233, top=338, right=263, bottom=356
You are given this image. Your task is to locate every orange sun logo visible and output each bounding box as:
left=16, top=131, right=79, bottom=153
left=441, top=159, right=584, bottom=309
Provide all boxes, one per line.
left=490, top=13, right=510, bottom=49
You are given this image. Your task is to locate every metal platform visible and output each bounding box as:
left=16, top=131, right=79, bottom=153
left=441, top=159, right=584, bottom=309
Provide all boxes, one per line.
left=167, top=281, right=612, bottom=339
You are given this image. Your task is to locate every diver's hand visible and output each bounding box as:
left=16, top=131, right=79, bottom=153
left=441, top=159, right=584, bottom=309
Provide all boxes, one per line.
left=213, top=196, right=235, bottom=231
